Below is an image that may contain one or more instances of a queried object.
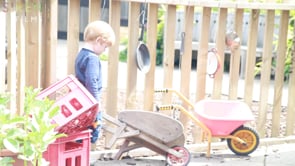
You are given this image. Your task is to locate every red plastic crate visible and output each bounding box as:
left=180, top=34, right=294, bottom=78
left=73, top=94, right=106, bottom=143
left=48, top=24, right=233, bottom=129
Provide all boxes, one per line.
left=37, top=75, right=99, bottom=134
left=43, top=130, right=91, bottom=166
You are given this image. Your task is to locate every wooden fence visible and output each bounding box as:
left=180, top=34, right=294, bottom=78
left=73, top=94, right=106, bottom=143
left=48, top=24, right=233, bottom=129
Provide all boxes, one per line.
left=1, top=0, right=295, bottom=141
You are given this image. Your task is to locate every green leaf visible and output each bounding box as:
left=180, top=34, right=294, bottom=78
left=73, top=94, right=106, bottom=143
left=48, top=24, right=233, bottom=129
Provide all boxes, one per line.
left=0, top=157, right=15, bottom=166
left=3, top=138, right=20, bottom=153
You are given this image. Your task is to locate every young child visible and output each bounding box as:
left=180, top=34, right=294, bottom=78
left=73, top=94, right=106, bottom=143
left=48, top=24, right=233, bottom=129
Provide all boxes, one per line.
left=75, top=20, right=115, bottom=150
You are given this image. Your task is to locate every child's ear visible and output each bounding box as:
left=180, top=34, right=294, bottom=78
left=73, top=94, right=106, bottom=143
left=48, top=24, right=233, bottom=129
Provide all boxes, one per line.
left=96, top=36, right=106, bottom=44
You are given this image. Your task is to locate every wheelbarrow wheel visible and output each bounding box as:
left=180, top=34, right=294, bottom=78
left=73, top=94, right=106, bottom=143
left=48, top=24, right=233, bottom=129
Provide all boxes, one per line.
left=227, top=126, right=259, bottom=156
left=166, top=146, right=190, bottom=166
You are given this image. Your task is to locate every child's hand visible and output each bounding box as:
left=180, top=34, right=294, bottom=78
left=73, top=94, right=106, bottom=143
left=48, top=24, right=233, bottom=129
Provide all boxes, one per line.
left=92, top=121, right=101, bottom=128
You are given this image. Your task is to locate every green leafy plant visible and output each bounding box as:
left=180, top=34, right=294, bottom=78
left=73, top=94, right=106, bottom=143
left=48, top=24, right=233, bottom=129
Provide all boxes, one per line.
left=0, top=87, right=66, bottom=166
left=255, top=13, right=294, bottom=80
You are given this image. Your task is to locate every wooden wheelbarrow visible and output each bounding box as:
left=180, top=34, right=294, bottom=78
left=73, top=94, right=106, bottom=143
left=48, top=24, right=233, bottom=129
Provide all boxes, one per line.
left=102, top=110, right=191, bottom=166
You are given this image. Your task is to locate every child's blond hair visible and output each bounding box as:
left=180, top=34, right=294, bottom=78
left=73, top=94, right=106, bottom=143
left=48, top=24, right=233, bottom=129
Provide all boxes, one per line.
left=83, top=20, right=115, bottom=46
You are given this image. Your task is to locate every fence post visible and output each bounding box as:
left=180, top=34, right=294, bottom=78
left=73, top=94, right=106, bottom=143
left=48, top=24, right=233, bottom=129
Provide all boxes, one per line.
left=286, top=19, right=295, bottom=136
left=243, top=9, right=259, bottom=106
left=0, top=11, right=6, bottom=93
left=44, top=0, right=58, bottom=87
left=67, top=0, right=80, bottom=75
left=228, top=8, right=243, bottom=100
left=125, top=2, right=140, bottom=109
left=257, top=8, right=275, bottom=137
left=271, top=10, right=289, bottom=137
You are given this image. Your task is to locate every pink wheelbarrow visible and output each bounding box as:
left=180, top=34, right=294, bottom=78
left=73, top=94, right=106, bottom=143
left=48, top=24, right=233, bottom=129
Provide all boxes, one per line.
left=155, top=89, right=259, bottom=158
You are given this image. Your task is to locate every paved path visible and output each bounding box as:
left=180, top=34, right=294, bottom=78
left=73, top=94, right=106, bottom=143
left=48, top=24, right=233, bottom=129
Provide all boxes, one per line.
left=92, top=140, right=295, bottom=166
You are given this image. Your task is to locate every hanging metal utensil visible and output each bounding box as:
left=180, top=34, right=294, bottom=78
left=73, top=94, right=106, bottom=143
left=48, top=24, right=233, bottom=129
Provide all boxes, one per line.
left=206, top=48, right=221, bottom=78
left=136, top=3, right=151, bottom=73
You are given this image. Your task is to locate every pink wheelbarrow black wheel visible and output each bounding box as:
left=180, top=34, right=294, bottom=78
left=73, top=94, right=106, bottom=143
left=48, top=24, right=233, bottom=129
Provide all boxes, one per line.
left=166, top=146, right=190, bottom=166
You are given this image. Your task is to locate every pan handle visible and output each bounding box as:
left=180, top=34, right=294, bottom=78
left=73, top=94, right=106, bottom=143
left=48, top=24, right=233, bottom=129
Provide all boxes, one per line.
left=139, top=23, right=145, bottom=41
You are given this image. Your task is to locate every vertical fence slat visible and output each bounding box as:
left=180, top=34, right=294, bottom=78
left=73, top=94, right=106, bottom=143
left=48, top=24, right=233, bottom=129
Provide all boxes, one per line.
left=6, top=5, right=17, bottom=112
left=125, top=2, right=140, bottom=109
left=143, top=3, right=158, bottom=111
left=196, top=7, right=211, bottom=101
left=180, top=5, right=194, bottom=100
left=212, top=8, right=227, bottom=99
left=162, top=5, right=176, bottom=104
left=44, top=0, right=58, bottom=87
left=257, top=9, right=275, bottom=137
left=0, top=11, right=6, bottom=93
left=106, top=0, right=120, bottom=117
left=228, top=9, right=243, bottom=100
left=179, top=5, right=194, bottom=125
left=243, top=9, right=260, bottom=105
left=286, top=21, right=295, bottom=135
left=16, top=9, right=26, bottom=115
left=271, top=10, right=289, bottom=137
left=89, top=0, right=101, bottom=22
left=67, top=0, right=80, bottom=75
left=25, top=0, right=42, bottom=88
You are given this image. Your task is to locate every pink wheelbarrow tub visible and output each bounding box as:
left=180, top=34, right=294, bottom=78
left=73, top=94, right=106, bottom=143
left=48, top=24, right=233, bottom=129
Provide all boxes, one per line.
left=155, top=89, right=260, bottom=158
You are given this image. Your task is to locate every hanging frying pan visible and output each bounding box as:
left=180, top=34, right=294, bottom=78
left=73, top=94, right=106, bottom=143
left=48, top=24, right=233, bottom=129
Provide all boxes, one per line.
left=136, top=4, right=151, bottom=74
left=206, top=48, right=221, bottom=78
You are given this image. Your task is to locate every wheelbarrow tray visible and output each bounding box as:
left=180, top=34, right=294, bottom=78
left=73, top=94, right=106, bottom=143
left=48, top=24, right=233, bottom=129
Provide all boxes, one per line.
left=118, top=110, right=184, bottom=143
left=102, top=111, right=186, bottom=160
left=194, top=100, right=254, bottom=136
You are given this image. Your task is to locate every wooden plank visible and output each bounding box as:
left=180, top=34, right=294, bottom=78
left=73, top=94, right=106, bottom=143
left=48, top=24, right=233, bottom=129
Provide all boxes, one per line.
left=16, top=8, right=26, bottom=116
left=44, top=0, right=58, bottom=87
left=114, top=0, right=295, bottom=10
left=125, top=2, right=140, bottom=109
left=212, top=8, right=227, bottom=99
left=243, top=9, right=259, bottom=105
left=179, top=6, right=194, bottom=137
left=286, top=20, right=295, bottom=135
left=196, top=7, right=211, bottom=102
left=0, top=11, right=6, bottom=93
left=162, top=5, right=176, bottom=104
left=89, top=0, right=101, bottom=22
left=67, top=0, right=80, bottom=75
left=257, top=9, right=275, bottom=137
left=143, top=3, right=158, bottom=111
left=228, top=9, right=243, bottom=100
left=25, top=0, right=42, bottom=88
left=271, top=10, right=289, bottom=137
left=6, top=6, right=17, bottom=112
left=106, top=0, right=121, bottom=117
left=181, top=6, right=194, bottom=99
